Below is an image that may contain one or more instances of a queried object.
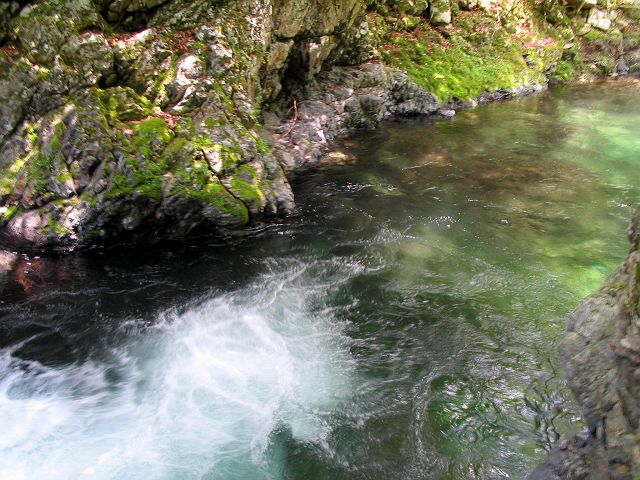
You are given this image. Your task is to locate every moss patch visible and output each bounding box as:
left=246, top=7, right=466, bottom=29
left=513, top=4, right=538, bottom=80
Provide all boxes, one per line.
left=97, top=87, right=153, bottom=122
left=229, top=164, right=265, bottom=207
left=374, top=11, right=563, bottom=100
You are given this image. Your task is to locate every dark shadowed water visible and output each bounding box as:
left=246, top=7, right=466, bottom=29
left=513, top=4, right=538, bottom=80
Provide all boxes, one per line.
left=1, top=79, right=640, bottom=479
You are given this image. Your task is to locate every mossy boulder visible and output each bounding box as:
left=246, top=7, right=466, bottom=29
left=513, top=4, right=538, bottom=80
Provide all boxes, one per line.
left=395, top=0, right=429, bottom=15
left=1, top=0, right=639, bottom=250
left=0, top=0, right=306, bottom=250
left=429, top=0, right=452, bottom=25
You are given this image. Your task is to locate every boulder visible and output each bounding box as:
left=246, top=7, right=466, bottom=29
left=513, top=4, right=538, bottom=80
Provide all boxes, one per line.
left=395, top=0, right=429, bottom=15
left=587, top=9, right=612, bottom=31
left=429, top=0, right=452, bottom=25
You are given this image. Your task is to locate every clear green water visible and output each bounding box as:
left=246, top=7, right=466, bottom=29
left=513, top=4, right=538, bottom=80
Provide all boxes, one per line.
left=1, top=80, right=639, bottom=479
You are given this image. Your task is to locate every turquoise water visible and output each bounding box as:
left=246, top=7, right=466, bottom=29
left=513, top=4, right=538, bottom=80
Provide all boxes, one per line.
left=1, top=79, right=639, bottom=479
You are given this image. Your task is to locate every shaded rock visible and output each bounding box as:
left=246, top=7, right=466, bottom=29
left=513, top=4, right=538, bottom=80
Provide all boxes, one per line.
left=566, top=0, right=597, bottom=10
left=533, top=210, right=640, bottom=479
left=267, top=63, right=441, bottom=173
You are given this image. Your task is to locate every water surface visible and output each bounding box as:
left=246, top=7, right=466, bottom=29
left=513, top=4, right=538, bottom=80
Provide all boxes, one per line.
left=1, top=79, right=640, bottom=479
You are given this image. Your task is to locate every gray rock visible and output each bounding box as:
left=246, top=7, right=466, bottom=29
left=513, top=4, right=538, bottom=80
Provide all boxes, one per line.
left=395, top=0, right=429, bottom=15
left=588, top=9, right=612, bottom=31
left=429, top=0, right=452, bottom=25
left=533, top=210, right=640, bottom=479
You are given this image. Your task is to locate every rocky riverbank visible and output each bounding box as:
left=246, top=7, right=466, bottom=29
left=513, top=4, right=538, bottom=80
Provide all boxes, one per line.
left=530, top=210, right=640, bottom=479
left=1, top=3, right=640, bottom=476
left=1, top=0, right=639, bottom=251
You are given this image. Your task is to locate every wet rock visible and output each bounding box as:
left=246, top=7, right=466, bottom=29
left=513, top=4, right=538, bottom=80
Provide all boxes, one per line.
left=267, top=63, right=442, bottom=172
left=0, top=249, right=18, bottom=275
left=533, top=210, right=640, bottom=479
left=389, top=73, right=439, bottom=115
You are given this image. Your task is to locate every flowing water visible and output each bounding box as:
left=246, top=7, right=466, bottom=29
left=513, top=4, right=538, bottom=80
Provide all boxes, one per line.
left=1, top=80, right=640, bottom=479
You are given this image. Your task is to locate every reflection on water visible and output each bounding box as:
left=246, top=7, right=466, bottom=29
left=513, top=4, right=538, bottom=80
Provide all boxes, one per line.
left=1, top=79, right=640, bottom=479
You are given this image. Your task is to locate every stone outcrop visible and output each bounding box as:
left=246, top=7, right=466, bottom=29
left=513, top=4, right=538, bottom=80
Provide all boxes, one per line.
left=0, top=0, right=639, bottom=251
left=0, top=0, right=462, bottom=251
left=531, top=211, right=640, bottom=480
left=267, top=63, right=440, bottom=173
left=0, top=0, right=373, bottom=250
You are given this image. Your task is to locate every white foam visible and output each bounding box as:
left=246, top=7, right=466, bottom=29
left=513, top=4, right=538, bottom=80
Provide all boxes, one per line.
left=0, top=260, right=357, bottom=479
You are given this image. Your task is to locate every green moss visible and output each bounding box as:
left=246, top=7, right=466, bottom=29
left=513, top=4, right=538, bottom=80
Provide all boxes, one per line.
left=204, top=117, right=219, bottom=129
left=107, top=173, right=134, bottom=198
left=29, top=154, right=53, bottom=194
left=97, top=87, right=153, bottom=122
left=1, top=205, right=19, bottom=222
left=375, top=12, right=561, bottom=100
left=160, top=137, right=191, bottom=162
left=382, top=33, right=524, bottom=100
left=41, top=217, right=69, bottom=236
left=56, top=171, right=73, bottom=184
left=0, top=155, right=29, bottom=197
left=182, top=181, right=249, bottom=223
left=104, top=118, right=174, bottom=200
left=583, top=28, right=623, bottom=44
left=190, top=134, right=243, bottom=173
left=229, top=164, right=264, bottom=206
left=255, top=136, right=272, bottom=155
left=135, top=117, right=173, bottom=143
left=550, top=59, right=577, bottom=81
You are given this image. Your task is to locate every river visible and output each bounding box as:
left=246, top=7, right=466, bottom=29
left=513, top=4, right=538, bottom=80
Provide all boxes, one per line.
left=1, top=79, right=639, bottom=479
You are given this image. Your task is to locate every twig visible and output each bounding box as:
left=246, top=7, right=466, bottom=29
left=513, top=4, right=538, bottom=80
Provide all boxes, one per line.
left=281, top=97, right=298, bottom=138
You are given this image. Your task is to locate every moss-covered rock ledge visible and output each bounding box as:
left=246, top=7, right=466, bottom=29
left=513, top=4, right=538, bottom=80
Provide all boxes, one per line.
left=0, top=0, right=309, bottom=250
left=1, top=0, right=639, bottom=251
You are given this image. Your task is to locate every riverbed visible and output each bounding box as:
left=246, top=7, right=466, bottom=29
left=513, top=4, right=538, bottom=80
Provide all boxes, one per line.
left=1, top=79, right=639, bottom=479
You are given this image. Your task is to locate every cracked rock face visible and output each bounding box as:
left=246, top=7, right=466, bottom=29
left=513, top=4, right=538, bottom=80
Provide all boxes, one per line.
left=531, top=210, right=640, bottom=480
left=5, top=0, right=631, bottom=252
left=0, top=0, right=377, bottom=251
left=0, top=0, right=451, bottom=251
